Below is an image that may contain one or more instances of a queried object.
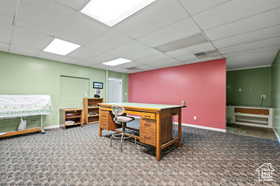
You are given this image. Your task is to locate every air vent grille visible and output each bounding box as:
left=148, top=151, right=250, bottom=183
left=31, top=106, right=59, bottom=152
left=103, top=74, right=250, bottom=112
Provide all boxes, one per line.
left=125, top=67, right=142, bottom=71
left=194, top=49, right=221, bottom=59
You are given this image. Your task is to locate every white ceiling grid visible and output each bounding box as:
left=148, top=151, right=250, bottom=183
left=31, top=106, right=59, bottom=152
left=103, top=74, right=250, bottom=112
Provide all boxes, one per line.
left=0, top=0, right=279, bottom=73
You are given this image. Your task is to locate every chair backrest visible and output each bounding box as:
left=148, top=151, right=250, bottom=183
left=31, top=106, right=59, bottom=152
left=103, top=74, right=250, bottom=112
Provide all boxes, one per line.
left=112, top=105, right=125, bottom=117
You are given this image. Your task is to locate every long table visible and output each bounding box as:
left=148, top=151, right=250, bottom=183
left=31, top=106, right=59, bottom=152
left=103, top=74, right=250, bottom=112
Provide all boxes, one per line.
left=0, top=95, right=52, bottom=138
left=98, top=102, right=185, bottom=161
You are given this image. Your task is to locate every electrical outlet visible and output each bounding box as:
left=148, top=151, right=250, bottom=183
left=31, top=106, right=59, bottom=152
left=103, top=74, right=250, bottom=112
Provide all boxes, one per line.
left=193, top=116, right=197, bottom=120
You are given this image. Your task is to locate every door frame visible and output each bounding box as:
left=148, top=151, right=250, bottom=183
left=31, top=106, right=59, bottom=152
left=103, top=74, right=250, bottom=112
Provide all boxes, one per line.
left=108, top=77, right=123, bottom=103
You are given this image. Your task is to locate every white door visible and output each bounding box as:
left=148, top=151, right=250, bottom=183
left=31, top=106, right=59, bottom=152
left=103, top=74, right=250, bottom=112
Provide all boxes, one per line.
left=108, top=78, right=123, bottom=103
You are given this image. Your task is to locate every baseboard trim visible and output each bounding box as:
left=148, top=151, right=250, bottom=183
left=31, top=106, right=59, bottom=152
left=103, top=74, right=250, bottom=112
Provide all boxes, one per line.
left=273, top=128, right=280, bottom=144
left=44, top=125, right=60, bottom=130
left=174, top=122, right=226, bottom=133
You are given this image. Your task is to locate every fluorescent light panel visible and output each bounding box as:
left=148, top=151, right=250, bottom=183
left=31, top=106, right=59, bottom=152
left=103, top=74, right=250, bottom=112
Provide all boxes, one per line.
left=103, top=58, right=132, bottom=66
left=43, top=38, right=80, bottom=55
left=81, top=0, right=156, bottom=27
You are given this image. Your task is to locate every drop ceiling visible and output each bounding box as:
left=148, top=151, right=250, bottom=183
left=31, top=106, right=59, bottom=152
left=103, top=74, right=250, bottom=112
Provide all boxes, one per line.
left=0, top=0, right=279, bottom=73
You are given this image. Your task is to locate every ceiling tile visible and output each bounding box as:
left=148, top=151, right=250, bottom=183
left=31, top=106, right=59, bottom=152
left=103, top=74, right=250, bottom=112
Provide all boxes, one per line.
left=90, top=41, right=163, bottom=65
left=10, top=47, right=40, bottom=58
left=226, top=51, right=277, bottom=69
left=194, top=0, right=280, bottom=29
left=220, top=36, right=280, bottom=54
left=0, top=24, right=12, bottom=44
left=137, top=18, right=201, bottom=47
left=133, top=53, right=177, bottom=65
left=112, top=0, right=189, bottom=38
left=205, top=8, right=280, bottom=40
left=17, top=0, right=108, bottom=45
left=166, top=42, right=215, bottom=61
left=0, top=0, right=17, bottom=18
left=0, top=42, right=9, bottom=52
left=179, top=0, right=230, bottom=15
left=0, top=0, right=17, bottom=26
left=69, top=30, right=134, bottom=59
left=213, top=24, right=280, bottom=48
left=11, top=27, right=53, bottom=52
left=38, top=51, right=72, bottom=63
left=54, top=0, right=89, bottom=11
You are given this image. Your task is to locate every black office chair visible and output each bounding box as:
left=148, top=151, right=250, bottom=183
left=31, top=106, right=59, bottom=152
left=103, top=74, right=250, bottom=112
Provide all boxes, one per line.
left=110, top=105, right=136, bottom=152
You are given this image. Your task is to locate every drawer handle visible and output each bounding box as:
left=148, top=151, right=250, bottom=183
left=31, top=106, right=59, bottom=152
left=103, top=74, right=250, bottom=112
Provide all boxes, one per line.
left=144, top=136, right=151, bottom=140
left=144, top=123, right=151, bottom=127
left=144, top=115, right=151, bottom=118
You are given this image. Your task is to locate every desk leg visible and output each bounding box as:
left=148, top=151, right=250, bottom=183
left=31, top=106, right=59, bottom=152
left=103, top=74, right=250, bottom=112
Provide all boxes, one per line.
left=178, top=109, right=182, bottom=146
left=98, top=127, right=103, bottom=137
left=156, top=112, right=161, bottom=161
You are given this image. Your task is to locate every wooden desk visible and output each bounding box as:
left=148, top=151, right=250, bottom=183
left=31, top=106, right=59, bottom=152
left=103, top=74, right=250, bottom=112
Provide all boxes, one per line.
left=98, top=102, right=185, bottom=161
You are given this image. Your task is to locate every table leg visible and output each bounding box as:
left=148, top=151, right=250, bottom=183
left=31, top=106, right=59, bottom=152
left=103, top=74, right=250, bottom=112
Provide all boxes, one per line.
left=178, top=109, right=182, bottom=146
left=156, top=112, right=161, bottom=161
left=98, top=127, right=103, bottom=137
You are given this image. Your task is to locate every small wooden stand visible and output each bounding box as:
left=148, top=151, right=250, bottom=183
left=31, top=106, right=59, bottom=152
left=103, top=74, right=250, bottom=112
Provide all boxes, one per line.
left=60, top=108, right=83, bottom=128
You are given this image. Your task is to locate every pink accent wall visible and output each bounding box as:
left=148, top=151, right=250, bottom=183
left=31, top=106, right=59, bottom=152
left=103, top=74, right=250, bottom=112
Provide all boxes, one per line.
left=128, top=59, right=226, bottom=129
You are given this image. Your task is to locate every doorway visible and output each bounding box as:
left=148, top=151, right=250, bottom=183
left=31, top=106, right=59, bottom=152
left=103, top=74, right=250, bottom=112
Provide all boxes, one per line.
left=108, top=78, right=123, bottom=103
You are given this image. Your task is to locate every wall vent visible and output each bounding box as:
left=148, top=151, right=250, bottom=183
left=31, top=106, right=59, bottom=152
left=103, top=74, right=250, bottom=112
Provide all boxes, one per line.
left=194, top=49, right=221, bottom=59
left=125, top=67, right=142, bottom=71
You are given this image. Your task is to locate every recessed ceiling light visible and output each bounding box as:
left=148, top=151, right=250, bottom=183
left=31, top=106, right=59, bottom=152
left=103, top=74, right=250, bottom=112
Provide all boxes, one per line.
left=43, top=38, right=80, bottom=55
left=103, top=58, right=132, bottom=66
left=81, top=0, right=156, bottom=27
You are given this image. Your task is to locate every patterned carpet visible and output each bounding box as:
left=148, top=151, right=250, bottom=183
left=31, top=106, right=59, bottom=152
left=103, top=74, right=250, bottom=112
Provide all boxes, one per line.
left=0, top=125, right=279, bottom=186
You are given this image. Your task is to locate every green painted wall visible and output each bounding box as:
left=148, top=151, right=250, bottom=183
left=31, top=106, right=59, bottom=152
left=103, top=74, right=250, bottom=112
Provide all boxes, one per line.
left=271, top=50, right=280, bottom=137
left=0, top=51, right=128, bottom=132
left=227, top=67, right=272, bottom=107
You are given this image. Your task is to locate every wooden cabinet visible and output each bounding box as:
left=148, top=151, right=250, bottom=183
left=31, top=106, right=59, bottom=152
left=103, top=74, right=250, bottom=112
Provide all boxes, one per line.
left=83, top=98, right=103, bottom=125
left=140, top=119, right=156, bottom=146
left=60, top=108, right=83, bottom=128
left=139, top=111, right=173, bottom=147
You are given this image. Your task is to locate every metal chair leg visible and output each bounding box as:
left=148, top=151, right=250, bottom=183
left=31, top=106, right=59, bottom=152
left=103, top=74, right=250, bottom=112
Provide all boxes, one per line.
left=120, top=133, right=124, bottom=152
left=110, top=134, right=113, bottom=147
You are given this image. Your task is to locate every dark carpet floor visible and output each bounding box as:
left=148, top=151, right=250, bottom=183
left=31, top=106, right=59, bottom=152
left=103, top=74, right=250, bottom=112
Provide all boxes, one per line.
left=0, top=125, right=279, bottom=186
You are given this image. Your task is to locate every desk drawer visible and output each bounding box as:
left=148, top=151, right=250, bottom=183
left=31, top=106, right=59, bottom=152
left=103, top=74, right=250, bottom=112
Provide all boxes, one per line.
left=140, top=133, right=156, bottom=146
left=125, top=111, right=155, bottom=120
left=140, top=119, right=156, bottom=146
left=142, top=113, right=155, bottom=120
left=140, top=119, right=155, bottom=132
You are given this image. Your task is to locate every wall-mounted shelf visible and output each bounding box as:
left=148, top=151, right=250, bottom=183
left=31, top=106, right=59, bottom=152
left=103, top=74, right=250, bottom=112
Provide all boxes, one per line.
left=83, top=98, right=103, bottom=125
left=227, top=106, right=273, bottom=128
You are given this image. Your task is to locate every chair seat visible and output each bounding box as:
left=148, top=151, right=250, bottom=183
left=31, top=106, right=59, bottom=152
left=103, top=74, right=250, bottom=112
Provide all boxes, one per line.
left=116, top=116, right=134, bottom=123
